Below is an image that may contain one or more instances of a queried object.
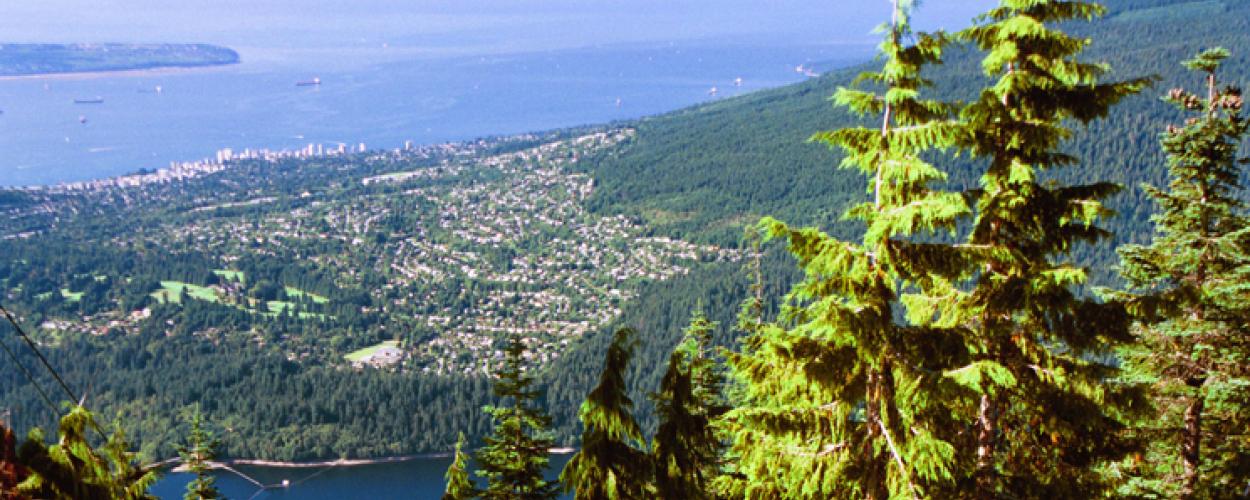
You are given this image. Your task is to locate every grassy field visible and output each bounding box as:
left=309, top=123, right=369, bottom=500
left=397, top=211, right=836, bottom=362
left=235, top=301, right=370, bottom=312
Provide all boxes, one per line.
left=60, top=288, right=84, bottom=302
left=284, top=286, right=329, bottom=304
left=345, top=340, right=401, bottom=363
left=150, top=281, right=220, bottom=304
left=212, top=269, right=246, bottom=283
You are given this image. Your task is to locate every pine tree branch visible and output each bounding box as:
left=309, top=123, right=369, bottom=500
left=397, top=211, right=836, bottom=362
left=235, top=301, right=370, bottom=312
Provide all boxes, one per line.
left=878, top=419, right=921, bottom=500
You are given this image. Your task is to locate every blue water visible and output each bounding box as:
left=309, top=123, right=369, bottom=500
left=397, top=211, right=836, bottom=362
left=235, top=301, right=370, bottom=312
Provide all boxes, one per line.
left=0, top=0, right=998, bottom=186
left=0, top=41, right=868, bottom=186
left=149, top=453, right=574, bottom=500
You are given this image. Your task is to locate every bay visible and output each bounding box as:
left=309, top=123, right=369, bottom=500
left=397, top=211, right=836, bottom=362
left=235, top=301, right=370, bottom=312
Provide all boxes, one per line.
left=150, top=453, right=574, bottom=500
left=0, top=41, right=868, bottom=187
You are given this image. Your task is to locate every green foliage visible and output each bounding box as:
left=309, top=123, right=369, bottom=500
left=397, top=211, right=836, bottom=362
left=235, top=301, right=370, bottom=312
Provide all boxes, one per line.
left=651, top=313, right=726, bottom=500
left=15, top=405, right=159, bottom=499
left=934, top=0, right=1153, bottom=496
left=442, top=433, right=478, bottom=500
left=717, top=2, right=969, bottom=497
left=0, top=0, right=1248, bottom=478
left=177, top=405, right=221, bottom=500
left=1, top=423, right=26, bottom=497
left=1109, top=48, right=1250, bottom=498
left=560, top=327, right=650, bottom=499
left=475, top=336, right=559, bottom=499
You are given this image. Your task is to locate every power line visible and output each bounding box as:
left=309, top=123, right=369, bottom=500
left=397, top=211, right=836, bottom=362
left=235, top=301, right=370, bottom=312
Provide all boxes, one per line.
left=0, top=302, right=80, bottom=404
left=0, top=301, right=107, bottom=437
left=0, top=333, right=60, bottom=420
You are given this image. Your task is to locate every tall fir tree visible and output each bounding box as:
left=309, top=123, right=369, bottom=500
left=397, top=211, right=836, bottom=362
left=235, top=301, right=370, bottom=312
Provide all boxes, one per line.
left=1111, top=48, right=1250, bottom=498
left=560, top=327, right=651, bottom=499
left=475, top=335, right=559, bottom=500
left=717, top=1, right=971, bottom=497
left=443, top=432, right=479, bottom=500
left=651, top=313, right=725, bottom=500
left=177, top=405, right=221, bottom=500
left=910, top=0, right=1153, bottom=496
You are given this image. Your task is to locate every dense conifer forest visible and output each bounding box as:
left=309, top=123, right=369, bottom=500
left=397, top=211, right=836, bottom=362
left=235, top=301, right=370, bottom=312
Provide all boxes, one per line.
left=3, top=0, right=1250, bottom=498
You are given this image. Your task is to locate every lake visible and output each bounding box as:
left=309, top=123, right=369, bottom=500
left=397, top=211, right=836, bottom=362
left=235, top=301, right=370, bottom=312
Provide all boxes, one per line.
left=150, top=453, right=574, bottom=500
left=0, top=41, right=869, bottom=187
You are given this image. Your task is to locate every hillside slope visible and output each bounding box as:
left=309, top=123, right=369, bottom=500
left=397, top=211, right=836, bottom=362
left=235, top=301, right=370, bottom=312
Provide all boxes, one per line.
left=547, top=0, right=1250, bottom=437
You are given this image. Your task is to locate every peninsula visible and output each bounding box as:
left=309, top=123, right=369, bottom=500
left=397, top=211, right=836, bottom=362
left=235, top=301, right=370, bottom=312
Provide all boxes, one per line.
left=0, top=43, right=239, bottom=76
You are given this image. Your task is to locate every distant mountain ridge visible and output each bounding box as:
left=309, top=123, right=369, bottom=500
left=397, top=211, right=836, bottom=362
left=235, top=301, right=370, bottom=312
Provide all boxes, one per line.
left=0, top=43, right=239, bottom=76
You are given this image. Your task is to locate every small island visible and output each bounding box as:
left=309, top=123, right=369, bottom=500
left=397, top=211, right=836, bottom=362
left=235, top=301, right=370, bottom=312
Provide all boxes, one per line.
left=0, top=43, right=239, bottom=76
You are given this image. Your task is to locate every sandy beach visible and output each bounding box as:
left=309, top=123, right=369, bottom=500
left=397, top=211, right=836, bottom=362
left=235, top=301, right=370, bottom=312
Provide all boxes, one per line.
left=169, top=447, right=578, bottom=472
left=0, top=62, right=238, bottom=82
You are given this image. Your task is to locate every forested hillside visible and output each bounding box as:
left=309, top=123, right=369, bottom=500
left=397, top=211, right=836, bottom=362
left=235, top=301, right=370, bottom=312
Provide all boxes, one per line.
left=583, top=0, right=1247, bottom=250
left=548, top=0, right=1250, bottom=439
left=1, top=0, right=1247, bottom=463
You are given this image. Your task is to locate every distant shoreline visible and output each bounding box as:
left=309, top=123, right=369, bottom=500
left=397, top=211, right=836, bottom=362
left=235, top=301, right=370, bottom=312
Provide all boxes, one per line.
left=170, top=447, right=577, bottom=471
left=0, top=62, right=238, bottom=82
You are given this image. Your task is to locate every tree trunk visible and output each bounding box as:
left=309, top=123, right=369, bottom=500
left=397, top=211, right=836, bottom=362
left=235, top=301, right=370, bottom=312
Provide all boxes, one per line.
left=864, top=370, right=889, bottom=500
left=1181, top=396, right=1204, bottom=499
left=975, top=393, right=997, bottom=498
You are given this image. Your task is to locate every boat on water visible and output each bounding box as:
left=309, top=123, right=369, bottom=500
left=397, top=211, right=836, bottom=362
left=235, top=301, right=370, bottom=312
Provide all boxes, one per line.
left=73, top=97, right=105, bottom=104
left=296, top=77, right=322, bottom=87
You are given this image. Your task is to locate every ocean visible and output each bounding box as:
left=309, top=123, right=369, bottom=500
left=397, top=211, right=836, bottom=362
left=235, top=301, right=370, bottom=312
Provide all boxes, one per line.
left=0, top=41, right=868, bottom=187
left=0, top=0, right=997, bottom=187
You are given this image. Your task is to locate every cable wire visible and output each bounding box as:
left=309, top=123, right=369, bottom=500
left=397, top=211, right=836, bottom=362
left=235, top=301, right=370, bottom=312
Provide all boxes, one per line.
left=0, top=302, right=79, bottom=404
left=0, top=334, right=60, bottom=419
left=0, top=301, right=107, bottom=437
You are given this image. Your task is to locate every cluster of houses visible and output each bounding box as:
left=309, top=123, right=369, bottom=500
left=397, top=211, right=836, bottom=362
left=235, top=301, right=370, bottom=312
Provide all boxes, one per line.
left=373, top=131, right=743, bottom=374
left=10, top=130, right=744, bottom=375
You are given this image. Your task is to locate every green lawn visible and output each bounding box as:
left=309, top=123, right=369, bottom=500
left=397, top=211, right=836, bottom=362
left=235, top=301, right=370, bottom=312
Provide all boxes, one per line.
left=60, top=288, right=84, bottom=302
left=345, top=340, right=401, bottom=363
left=213, top=269, right=246, bottom=283
left=150, top=281, right=220, bottom=304
left=285, top=286, right=329, bottom=304
left=261, top=302, right=330, bottom=321
left=267, top=300, right=295, bottom=313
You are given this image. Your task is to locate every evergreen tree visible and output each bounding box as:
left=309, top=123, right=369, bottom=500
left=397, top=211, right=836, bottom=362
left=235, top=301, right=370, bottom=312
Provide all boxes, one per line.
left=1111, top=48, right=1250, bottom=498
left=177, top=405, right=221, bottom=500
left=717, top=1, right=970, bottom=497
left=16, top=406, right=159, bottom=499
left=475, top=335, right=558, bottom=500
left=560, top=327, right=650, bottom=499
left=1, top=423, right=26, bottom=499
left=651, top=313, right=725, bottom=500
left=915, top=1, right=1153, bottom=496
left=443, top=432, right=478, bottom=500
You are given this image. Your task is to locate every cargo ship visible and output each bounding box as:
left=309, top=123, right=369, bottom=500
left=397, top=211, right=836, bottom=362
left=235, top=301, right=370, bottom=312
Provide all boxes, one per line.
left=295, top=77, right=321, bottom=87
left=73, top=97, right=105, bottom=104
